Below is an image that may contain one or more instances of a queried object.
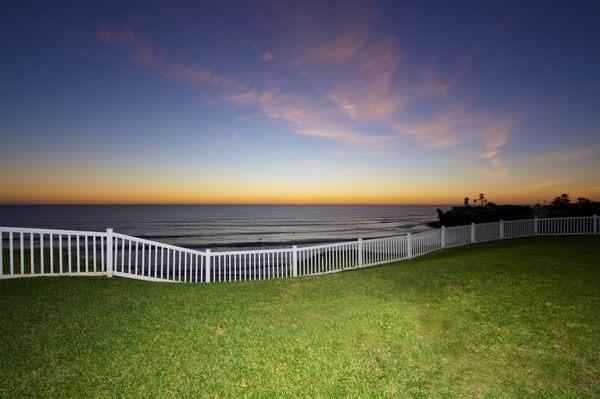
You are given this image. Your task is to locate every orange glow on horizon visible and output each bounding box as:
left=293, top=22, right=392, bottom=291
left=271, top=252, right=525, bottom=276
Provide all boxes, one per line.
left=1, top=160, right=598, bottom=206
left=2, top=182, right=597, bottom=206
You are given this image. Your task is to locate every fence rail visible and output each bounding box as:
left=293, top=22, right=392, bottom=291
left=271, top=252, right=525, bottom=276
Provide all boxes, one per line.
left=1, top=216, right=598, bottom=282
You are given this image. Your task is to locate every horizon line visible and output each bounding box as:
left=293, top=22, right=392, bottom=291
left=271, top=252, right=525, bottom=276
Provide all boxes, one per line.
left=0, top=202, right=541, bottom=207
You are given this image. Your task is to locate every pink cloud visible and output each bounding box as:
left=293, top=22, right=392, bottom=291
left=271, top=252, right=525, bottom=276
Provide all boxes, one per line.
left=229, top=89, right=395, bottom=145
left=285, top=1, right=375, bottom=64
left=278, top=4, right=408, bottom=121
left=281, top=5, right=470, bottom=123
left=100, top=18, right=520, bottom=163
left=167, top=63, right=232, bottom=87
left=413, top=57, right=472, bottom=100
left=261, top=51, right=273, bottom=62
left=321, top=38, right=407, bottom=121
left=417, top=64, right=453, bottom=99
left=101, top=27, right=393, bottom=147
left=327, top=94, right=358, bottom=119
left=394, top=108, right=520, bottom=172
left=301, top=34, right=366, bottom=63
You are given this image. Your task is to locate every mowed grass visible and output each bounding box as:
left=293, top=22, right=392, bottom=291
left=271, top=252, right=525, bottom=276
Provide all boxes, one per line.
left=0, top=237, right=598, bottom=398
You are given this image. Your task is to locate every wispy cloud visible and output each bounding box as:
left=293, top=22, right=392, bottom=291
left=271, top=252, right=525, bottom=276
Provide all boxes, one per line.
left=100, top=26, right=232, bottom=89
left=166, top=63, right=232, bottom=87
left=393, top=106, right=520, bottom=174
left=273, top=2, right=519, bottom=168
left=327, top=93, right=359, bottom=119
left=100, top=1, right=521, bottom=165
left=275, top=3, right=409, bottom=121
left=228, top=89, right=395, bottom=145
left=535, top=147, right=598, bottom=162
left=300, top=128, right=395, bottom=144
left=100, top=26, right=164, bottom=68
left=101, top=25, right=395, bottom=147
left=261, top=51, right=273, bottom=62
left=506, top=178, right=577, bottom=194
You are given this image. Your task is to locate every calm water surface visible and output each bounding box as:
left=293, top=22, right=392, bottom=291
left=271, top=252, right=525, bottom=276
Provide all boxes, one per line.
left=0, top=205, right=449, bottom=250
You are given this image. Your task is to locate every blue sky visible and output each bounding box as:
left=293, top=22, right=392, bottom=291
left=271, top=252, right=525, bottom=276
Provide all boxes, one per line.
left=1, top=0, right=599, bottom=204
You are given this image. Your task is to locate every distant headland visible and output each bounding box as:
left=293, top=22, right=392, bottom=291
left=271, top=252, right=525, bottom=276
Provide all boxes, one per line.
left=432, top=193, right=600, bottom=227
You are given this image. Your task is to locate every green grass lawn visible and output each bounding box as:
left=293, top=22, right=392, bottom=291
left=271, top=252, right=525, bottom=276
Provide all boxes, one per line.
left=1, top=236, right=598, bottom=398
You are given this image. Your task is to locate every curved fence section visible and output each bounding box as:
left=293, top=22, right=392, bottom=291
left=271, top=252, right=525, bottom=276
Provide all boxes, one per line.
left=413, top=229, right=442, bottom=257
left=363, top=235, right=408, bottom=268
left=211, top=247, right=294, bottom=282
left=111, top=232, right=207, bottom=283
left=300, top=239, right=363, bottom=275
left=445, top=225, right=471, bottom=248
left=1, top=216, right=598, bottom=282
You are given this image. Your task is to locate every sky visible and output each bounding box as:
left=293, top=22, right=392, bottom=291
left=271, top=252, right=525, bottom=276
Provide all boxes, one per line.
left=1, top=0, right=599, bottom=205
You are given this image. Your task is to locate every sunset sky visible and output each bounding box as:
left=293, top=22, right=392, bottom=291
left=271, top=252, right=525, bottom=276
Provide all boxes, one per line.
left=1, top=1, right=599, bottom=205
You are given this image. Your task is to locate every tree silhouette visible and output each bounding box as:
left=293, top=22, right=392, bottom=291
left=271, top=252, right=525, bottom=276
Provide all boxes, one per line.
left=437, top=208, right=444, bottom=221
left=478, top=193, right=488, bottom=207
left=464, top=197, right=469, bottom=207
left=577, top=197, right=591, bottom=205
left=551, top=193, right=570, bottom=206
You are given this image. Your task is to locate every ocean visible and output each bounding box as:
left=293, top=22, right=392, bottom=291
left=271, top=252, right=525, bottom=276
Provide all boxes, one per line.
left=0, top=205, right=449, bottom=250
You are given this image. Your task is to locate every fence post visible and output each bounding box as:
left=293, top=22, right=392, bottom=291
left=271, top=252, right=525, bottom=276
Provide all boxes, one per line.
left=407, top=233, right=413, bottom=259
left=499, top=220, right=504, bottom=239
left=106, top=228, right=113, bottom=277
left=205, top=249, right=211, bottom=283
left=358, top=238, right=364, bottom=267
left=470, top=223, right=476, bottom=244
left=292, top=245, right=298, bottom=277
left=534, top=217, right=539, bottom=235
left=594, top=215, right=598, bottom=235
left=441, top=226, right=446, bottom=248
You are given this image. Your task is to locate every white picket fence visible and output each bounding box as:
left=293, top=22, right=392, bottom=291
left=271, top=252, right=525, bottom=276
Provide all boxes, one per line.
left=1, top=216, right=598, bottom=283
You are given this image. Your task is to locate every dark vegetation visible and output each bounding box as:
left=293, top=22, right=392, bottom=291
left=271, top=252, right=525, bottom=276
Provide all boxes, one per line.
left=434, top=193, right=600, bottom=227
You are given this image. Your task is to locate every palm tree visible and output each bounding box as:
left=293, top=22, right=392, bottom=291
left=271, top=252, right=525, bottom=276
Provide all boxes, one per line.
left=478, top=193, right=488, bottom=207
